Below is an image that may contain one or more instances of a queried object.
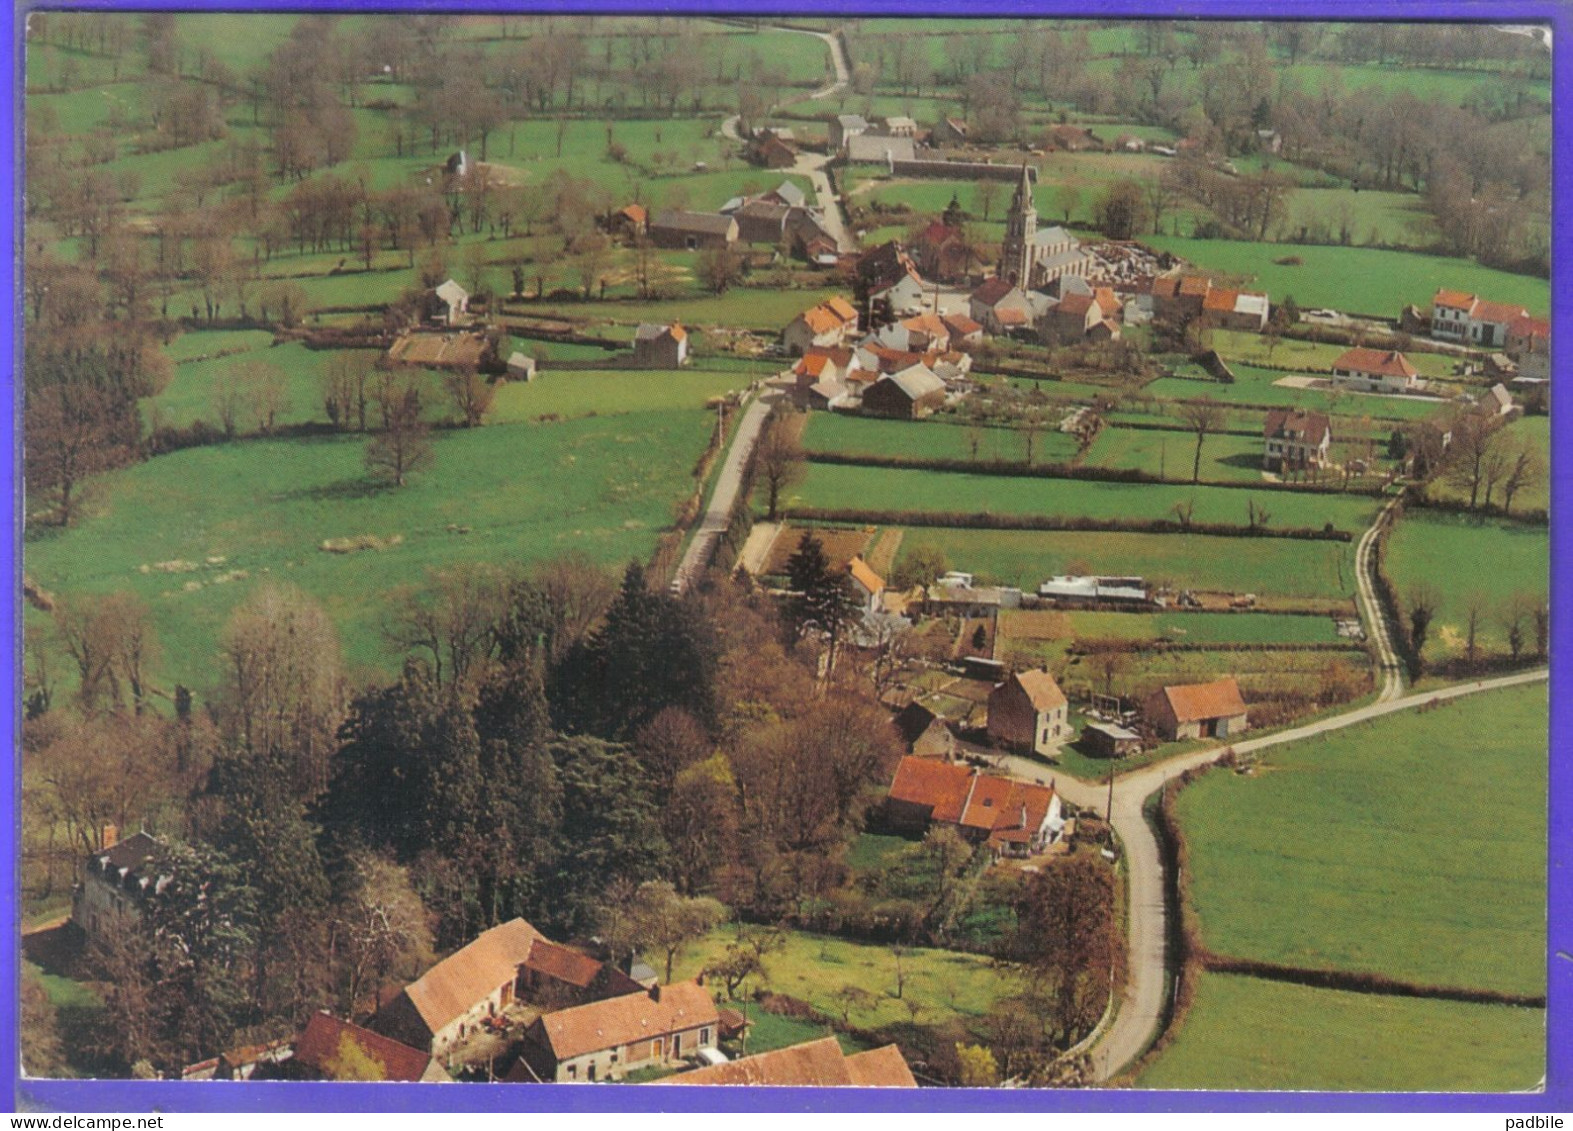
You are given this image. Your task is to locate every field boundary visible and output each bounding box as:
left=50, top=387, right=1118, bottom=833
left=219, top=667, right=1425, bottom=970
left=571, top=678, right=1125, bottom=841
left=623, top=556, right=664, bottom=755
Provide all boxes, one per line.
left=801, top=448, right=1388, bottom=499
left=783, top=506, right=1355, bottom=542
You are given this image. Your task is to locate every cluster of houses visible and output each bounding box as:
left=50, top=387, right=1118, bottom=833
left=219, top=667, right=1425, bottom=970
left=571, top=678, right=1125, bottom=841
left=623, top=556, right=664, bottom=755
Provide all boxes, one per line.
left=637, top=180, right=838, bottom=265
left=782, top=296, right=977, bottom=417
left=1420, top=288, right=1551, bottom=384
left=878, top=659, right=1252, bottom=857
left=71, top=840, right=915, bottom=1088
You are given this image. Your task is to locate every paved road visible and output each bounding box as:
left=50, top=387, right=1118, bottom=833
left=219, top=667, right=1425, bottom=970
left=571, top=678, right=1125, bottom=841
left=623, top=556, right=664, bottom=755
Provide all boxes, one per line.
left=720, top=26, right=857, bottom=253
left=984, top=501, right=1537, bottom=1083
left=671, top=391, right=779, bottom=594
left=1077, top=664, right=1549, bottom=1082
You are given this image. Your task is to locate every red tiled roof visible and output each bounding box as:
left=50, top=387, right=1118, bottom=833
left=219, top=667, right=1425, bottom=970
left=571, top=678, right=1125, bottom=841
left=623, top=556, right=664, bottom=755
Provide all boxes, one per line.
left=1332, top=347, right=1417, bottom=380
left=825, top=296, right=859, bottom=322
left=401, top=918, right=542, bottom=1035
left=972, top=277, right=1017, bottom=306
left=619, top=204, right=647, bottom=224
left=668, top=1036, right=851, bottom=1086
left=994, top=307, right=1029, bottom=326
left=941, top=313, right=982, bottom=336
left=1508, top=314, right=1551, bottom=340
left=959, top=776, right=1056, bottom=846
left=1150, top=275, right=1180, bottom=299
left=294, top=1013, right=438, bottom=1083
left=531, top=982, right=717, bottom=1061
left=848, top=555, right=885, bottom=595
left=1202, top=287, right=1239, bottom=313
left=1056, top=293, right=1095, bottom=317
left=806, top=345, right=855, bottom=368
left=845, top=1045, right=919, bottom=1088
left=1263, top=408, right=1331, bottom=446
left=1433, top=288, right=1476, bottom=310
left=1178, top=275, right=1211, bottom=297
left=1013, top=669, right=1067, bottom=711
left=1471, top=298, right=1530, bottom=325
left=888, top=756, right=973, bottom=823
left=1160, top=677, right=1247, bottom=723
left=523, top=939, right=604, bottom=990
left=795, top=354, right=831, bottom=379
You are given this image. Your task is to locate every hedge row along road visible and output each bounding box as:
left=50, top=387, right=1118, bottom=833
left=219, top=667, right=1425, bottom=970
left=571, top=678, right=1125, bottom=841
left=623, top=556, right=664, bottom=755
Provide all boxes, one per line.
left=1036, top=496, right=1541, bottom=1081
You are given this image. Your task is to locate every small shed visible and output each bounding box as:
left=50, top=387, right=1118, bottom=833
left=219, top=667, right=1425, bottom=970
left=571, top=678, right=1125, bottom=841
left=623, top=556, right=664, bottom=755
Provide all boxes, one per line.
left=506, top=352, right=537, bottom=381
left=1081, top=721, right=1142, bottom=759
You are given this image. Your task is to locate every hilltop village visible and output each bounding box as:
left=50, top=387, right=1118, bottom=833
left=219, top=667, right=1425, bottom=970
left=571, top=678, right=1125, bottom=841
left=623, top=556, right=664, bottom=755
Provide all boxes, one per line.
left=21, top=14, right=1549, bottom=1093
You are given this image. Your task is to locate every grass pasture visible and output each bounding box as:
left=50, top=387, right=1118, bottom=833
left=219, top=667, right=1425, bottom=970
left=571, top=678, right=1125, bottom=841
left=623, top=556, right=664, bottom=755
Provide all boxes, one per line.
left=668, top=924, right=1018, bottom=1034
left=490, top=368, right=746, bottom=423
left=1081, top=426, right=1266, bottom=483
left=24, top=411, right=713, bottom=691
left=788, top=462, right=1383, bottom=534
left=803, top=413, right=1081, bottom=465
left=1383, top=511, right=1550, bottom=663
left=889, top=527, right=1357, bottom=599
left=1137, top=972, right=1543, bottom=1092
left=1174, top=683, right=1547, bottom=996
left=1141, top=236, right=1550, bottom=317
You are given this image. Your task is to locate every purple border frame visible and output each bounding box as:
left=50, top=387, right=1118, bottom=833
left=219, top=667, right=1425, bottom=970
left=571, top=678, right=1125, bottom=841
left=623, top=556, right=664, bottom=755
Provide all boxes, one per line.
left=5, top=0, right=1567, bottom=1113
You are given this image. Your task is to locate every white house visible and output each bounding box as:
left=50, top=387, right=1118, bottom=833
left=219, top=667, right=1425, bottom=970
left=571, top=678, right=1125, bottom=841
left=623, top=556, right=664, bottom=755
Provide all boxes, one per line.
left=1330, top=347, right=1420, bottom=394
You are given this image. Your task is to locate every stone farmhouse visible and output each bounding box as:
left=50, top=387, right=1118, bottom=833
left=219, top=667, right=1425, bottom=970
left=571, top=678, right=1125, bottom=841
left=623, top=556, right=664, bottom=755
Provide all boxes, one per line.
left=987, top=668, right=1071, bottom=756
left=512, top=980, right=719, bottom=1083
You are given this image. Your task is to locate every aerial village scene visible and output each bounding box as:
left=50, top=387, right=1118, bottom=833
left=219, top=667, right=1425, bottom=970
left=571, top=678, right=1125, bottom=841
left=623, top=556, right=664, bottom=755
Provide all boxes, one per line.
left=17, top=13, right=1551, bottom=1093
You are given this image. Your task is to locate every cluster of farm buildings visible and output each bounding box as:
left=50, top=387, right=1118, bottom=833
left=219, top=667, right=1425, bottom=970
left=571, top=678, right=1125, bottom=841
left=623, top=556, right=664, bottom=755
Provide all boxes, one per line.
left=72, top=836, right=915, bottom=1087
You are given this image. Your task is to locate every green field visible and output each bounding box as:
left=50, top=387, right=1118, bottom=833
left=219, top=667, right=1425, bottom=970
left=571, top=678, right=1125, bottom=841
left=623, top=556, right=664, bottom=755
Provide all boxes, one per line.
left=24, top=411, right=712, bottom=691
left=1139, top=366, right=1451, bottom=423
left=1059, top=611, right=1340, bottom=645
left=889, top=527, right=1356, bottom=599
left=1174, top=683, right=1546, bottom=995
left=668, top=924, right=1017, bottom=1033
left=1384, top=511, right=1550, bottom=663
left=1142, top=236, right=1550, bottom=317
left=803, top=413, right=1081, bottom=465
left=1081, top=426, right=1267, bottom=482
left=789, top=463, right=1383, bottom=534
left=1137, top=972, right=1543, bottom=1092
left=490, top=369, right=747, bottom=422
left=1208, top=330, right=1460, bottom=381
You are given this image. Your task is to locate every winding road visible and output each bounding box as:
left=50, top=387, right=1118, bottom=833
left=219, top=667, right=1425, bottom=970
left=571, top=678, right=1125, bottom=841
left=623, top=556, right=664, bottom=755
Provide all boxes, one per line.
left=719, top=25, right=857, bottom=253
left=1035, top=500, right=1547, bottom=1082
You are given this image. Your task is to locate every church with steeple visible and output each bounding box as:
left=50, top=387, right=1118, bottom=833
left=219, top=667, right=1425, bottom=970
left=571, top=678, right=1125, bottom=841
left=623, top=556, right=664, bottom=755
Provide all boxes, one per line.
left=998, top=164, right=1091, bottom=289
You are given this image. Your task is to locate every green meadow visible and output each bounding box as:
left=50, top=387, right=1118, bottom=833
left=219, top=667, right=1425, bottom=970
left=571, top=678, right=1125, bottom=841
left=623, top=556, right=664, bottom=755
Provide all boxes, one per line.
left=1174, top=683, right=1547, bottom=995
left=1137, top=972, right=1543, bottom=1092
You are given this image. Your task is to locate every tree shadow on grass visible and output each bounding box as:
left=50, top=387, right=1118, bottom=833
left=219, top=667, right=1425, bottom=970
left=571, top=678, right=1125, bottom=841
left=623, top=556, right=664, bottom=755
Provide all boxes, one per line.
left=1217, top=453, right=1268, bottom=471
left=271, top=477, right=394, bottom=504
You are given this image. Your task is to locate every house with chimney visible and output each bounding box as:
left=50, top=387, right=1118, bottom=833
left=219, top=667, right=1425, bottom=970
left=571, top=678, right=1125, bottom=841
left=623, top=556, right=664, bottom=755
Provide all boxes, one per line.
left=1330, top=347, right=1420, bottom=394
left=1262, top=408, right=1332, bottom=472
left=883, top=756, right=1064, bottom=859
left=1430, top=289, right=1542, bottom=349
left=987, top=669, right=1071, bottom=756
left=72, top=828, right=166, bottom=949
left=511, top=980, right=720, bottom=1083
left=373, top=918, right=642, bottom=1061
